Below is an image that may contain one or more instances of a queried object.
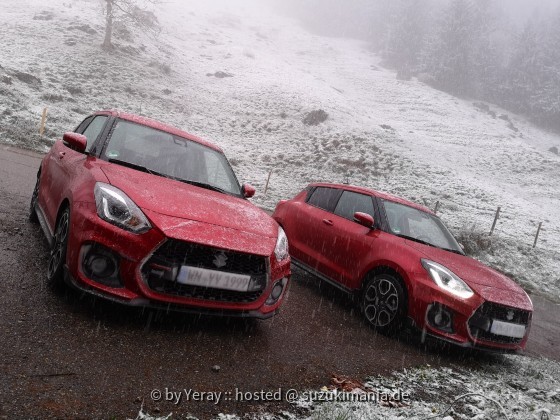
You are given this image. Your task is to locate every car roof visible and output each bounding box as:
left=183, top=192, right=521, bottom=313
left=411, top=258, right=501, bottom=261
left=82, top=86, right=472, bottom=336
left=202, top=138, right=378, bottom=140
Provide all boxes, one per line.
left=308, top=182, right=435, bottom=215
left=95, top=110, right=223, bottom=152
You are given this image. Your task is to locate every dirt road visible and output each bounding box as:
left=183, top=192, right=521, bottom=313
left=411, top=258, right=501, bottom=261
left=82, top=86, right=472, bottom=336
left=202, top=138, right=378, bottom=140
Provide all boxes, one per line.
left=1, top=145, right=558, bottom=419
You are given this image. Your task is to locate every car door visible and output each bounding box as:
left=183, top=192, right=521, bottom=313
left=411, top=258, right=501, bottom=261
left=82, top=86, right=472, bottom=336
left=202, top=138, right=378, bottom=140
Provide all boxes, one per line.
left=290, top=186, right=342, bottom=270
left=323, top=190, right=379, bottom=288
left=41, top=115, right=109, bottom=228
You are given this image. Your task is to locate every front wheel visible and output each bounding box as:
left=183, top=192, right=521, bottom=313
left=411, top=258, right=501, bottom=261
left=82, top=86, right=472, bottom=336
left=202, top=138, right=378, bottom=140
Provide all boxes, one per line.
left=46, top=207, right=70, bottom=289
left=362, top=274, right=406, bottom=335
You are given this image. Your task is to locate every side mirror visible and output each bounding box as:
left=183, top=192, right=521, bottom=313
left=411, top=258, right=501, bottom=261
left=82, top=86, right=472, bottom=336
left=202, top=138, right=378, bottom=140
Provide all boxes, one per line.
left=63, top=132, right=87, bottom=153
left=242, top=183, right=256, bottom=198
left=353, top=212, right=374, bottom=228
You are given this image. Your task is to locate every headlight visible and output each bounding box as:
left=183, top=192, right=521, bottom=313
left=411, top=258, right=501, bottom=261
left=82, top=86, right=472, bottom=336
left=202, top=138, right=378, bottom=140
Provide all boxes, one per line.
left=94, top=183, right=151, bottom=234
left=421, top=259, right=474, bottom=299
left=274, top=226, right=289, bottom=261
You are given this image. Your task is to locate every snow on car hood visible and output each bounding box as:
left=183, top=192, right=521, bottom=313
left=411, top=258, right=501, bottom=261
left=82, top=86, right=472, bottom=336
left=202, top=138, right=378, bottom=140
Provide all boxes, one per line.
left=405, top=240, right=533, bottom=310
left=100, top=164, right=279, bottom=243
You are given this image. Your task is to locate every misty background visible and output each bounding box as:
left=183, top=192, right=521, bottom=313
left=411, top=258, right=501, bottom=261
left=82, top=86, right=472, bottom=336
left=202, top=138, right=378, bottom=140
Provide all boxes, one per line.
left=276, top=0, right=560, bottom=132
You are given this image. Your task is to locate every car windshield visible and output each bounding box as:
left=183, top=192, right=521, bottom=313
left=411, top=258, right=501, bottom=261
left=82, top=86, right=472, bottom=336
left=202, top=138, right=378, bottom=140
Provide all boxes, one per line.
left=102, top=119, right=242, bottom=196
left=382, top=199, right=463, bottom=254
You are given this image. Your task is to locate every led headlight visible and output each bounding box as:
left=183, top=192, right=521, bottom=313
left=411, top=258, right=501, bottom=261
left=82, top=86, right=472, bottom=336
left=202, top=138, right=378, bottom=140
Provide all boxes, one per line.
left=274, top=226, right=289, bottom=261
left=421, top=259, right=474, bottom=299
left=94, top=182, right=151, bottom=234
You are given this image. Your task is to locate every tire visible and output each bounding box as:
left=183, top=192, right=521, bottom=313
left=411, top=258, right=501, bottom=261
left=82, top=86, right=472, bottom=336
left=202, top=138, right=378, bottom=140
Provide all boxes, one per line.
left=46, top=207, right=70, bottom=289
left=28, top=174, right=40, bottom=223
left=362, top=273, right=406, bottom=335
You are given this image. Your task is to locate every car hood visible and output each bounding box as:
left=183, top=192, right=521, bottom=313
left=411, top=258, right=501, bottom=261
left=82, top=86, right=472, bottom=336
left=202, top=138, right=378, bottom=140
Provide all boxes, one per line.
left=405, top=240, right=532, bottom=311
left=100, top=164, right=279, bottom=243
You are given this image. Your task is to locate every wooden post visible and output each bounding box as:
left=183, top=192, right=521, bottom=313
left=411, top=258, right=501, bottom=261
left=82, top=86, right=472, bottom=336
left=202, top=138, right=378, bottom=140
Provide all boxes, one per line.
left=489, top=206, right=501, bottom=235
left=433, top=201, right=440, bottom=214
left=264, top=168, right=273, bottom=195
left=533, top=222, right=542, bottom=248
left=39, top=107, right=48, bottom=136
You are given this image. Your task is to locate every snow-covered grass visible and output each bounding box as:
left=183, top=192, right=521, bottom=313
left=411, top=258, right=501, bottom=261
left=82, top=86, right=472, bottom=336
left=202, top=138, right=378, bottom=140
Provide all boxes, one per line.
left=131, top=354, right=560, bottom=419
left=293, top=354, right=560, bottom=420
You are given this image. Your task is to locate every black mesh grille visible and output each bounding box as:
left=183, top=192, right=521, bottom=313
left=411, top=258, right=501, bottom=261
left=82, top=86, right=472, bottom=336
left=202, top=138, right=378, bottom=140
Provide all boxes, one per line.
left=468, top=302, right=530, bottom=344
left=142, top=239, right=268, bottom=303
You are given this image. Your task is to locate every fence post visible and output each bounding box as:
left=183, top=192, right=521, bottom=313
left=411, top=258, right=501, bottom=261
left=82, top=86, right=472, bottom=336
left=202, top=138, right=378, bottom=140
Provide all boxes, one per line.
left=533, top=222, right=542, bottom=248
left=39, top=107, right=48, bottom=136
left=264, top=168, right=273, bottom=195
left=489, top=206, right=501, bottom=235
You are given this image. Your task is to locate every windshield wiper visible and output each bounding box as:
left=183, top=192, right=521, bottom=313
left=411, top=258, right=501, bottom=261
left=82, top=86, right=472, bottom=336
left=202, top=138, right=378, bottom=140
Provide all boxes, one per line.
left=107, top=159, right=233, bottom=195
left=177, top=179, right=228, bottom=194
left=441, top=247, right=465, bottom=256
left=395, top=234, right=433, bottom=247
left=396, top=233, right=464, bottom=255
left=108, top=158, right=155, bottom=175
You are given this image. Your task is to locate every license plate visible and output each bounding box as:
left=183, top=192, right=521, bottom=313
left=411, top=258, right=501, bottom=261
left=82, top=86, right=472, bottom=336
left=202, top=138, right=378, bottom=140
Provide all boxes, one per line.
left=490, top=320, right=526, bottom=338
left=177, top=266, right=251, bottom=292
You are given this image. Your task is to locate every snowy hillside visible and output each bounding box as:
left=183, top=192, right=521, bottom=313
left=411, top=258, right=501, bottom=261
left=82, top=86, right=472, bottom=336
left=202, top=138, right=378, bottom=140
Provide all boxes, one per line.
left=0, top=0, right=559, bottom=301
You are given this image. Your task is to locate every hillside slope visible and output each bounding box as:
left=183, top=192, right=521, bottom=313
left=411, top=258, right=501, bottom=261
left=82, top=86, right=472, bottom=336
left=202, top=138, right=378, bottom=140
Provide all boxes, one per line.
left=1, top=0, right=559, bottom=300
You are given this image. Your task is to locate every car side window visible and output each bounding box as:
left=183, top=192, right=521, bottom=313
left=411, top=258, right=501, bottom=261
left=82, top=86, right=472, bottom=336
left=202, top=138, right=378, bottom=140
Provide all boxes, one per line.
left=81, top=115, right=108, bottom=152
left=334, top=191, right=375, bottom=221
left=75, top=116, right=94, bottom=134
left=307, top=187, right=341, bottom=212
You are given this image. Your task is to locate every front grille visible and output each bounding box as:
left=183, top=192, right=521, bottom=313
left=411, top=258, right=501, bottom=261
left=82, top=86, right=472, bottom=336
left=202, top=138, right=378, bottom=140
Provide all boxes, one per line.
left=142, top=239, right=269, bottom=303
left=468, top=302, right=531, bottom=344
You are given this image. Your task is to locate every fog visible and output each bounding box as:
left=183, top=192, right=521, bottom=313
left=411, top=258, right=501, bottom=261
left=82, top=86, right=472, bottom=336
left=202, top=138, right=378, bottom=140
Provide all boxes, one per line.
left=269, top=0, right=560, bottom=131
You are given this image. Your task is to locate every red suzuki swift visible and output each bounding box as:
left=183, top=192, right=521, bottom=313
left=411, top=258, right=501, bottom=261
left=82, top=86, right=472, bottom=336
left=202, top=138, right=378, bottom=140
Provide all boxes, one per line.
left=273, top=183, right=532, bottom=351
left=29, top=111, right=290, bottom=318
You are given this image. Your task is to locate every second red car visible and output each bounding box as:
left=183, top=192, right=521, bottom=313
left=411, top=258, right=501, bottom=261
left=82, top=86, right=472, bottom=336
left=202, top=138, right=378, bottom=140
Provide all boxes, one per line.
left=273, top=183, right=532, bottom=352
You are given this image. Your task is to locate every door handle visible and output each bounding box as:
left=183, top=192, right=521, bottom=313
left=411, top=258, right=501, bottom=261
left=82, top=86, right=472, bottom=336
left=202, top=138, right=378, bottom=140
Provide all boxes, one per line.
left=322, top=219, right=333, bottom=226
left=59, top=152, right=66, bottom=159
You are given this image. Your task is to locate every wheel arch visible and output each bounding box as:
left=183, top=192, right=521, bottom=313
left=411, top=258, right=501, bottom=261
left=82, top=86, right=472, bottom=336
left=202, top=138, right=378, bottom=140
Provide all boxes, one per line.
left=55, top=198, right=71, bottom=224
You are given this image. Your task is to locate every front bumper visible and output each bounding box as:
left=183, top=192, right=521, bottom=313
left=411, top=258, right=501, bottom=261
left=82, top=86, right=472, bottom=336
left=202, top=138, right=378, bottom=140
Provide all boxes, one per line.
left=66, top=202, right=291, bottom=318
left=408, top=271, right=531, bottom=352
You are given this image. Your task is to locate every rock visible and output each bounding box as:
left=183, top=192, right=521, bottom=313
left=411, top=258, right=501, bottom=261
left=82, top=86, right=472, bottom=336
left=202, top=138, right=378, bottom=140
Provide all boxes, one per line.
left=211, top=365, right=221, bottom=372
left=549, top=146, right=558, bottom=155
left=69, top=24, right=97, bottom=35
left=12, top=71, right=41, bottom=86
left=207, top=71, right=233, bottom=78
left=302, top=109, right=328, bottom=126
left=33, top=11, right=54, bottom=21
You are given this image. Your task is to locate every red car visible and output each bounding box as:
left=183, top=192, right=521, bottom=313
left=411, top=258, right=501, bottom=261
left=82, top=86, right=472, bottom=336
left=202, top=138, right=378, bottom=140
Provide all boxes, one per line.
left=273, top=183, right=532, bottom=351
left=29, top=111, right=290, bottom=318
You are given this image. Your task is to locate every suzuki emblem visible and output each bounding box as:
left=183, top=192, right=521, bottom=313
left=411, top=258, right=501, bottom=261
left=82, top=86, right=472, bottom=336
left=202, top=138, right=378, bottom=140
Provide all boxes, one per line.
left=213, top=251, right=228, bottom=268
left=506, top=310, right=515, bottom=321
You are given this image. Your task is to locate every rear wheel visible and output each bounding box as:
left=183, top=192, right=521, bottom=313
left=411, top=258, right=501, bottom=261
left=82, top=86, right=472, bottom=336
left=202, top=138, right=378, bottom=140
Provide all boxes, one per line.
left=28, top=174, right=40, bottom=223
left=362, top=274, right=406, bottom=335
left=46, top=207, right=70, bottom=289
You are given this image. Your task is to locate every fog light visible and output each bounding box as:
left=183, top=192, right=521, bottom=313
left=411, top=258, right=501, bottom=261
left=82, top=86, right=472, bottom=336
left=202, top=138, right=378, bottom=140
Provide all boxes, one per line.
left=89, top=255, right=115, bottom=278
left=266, top=278, right=287, bottom=305
left=427, top=303, right=454, bottom=333
left=81, top=244, right=122, bottom=287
